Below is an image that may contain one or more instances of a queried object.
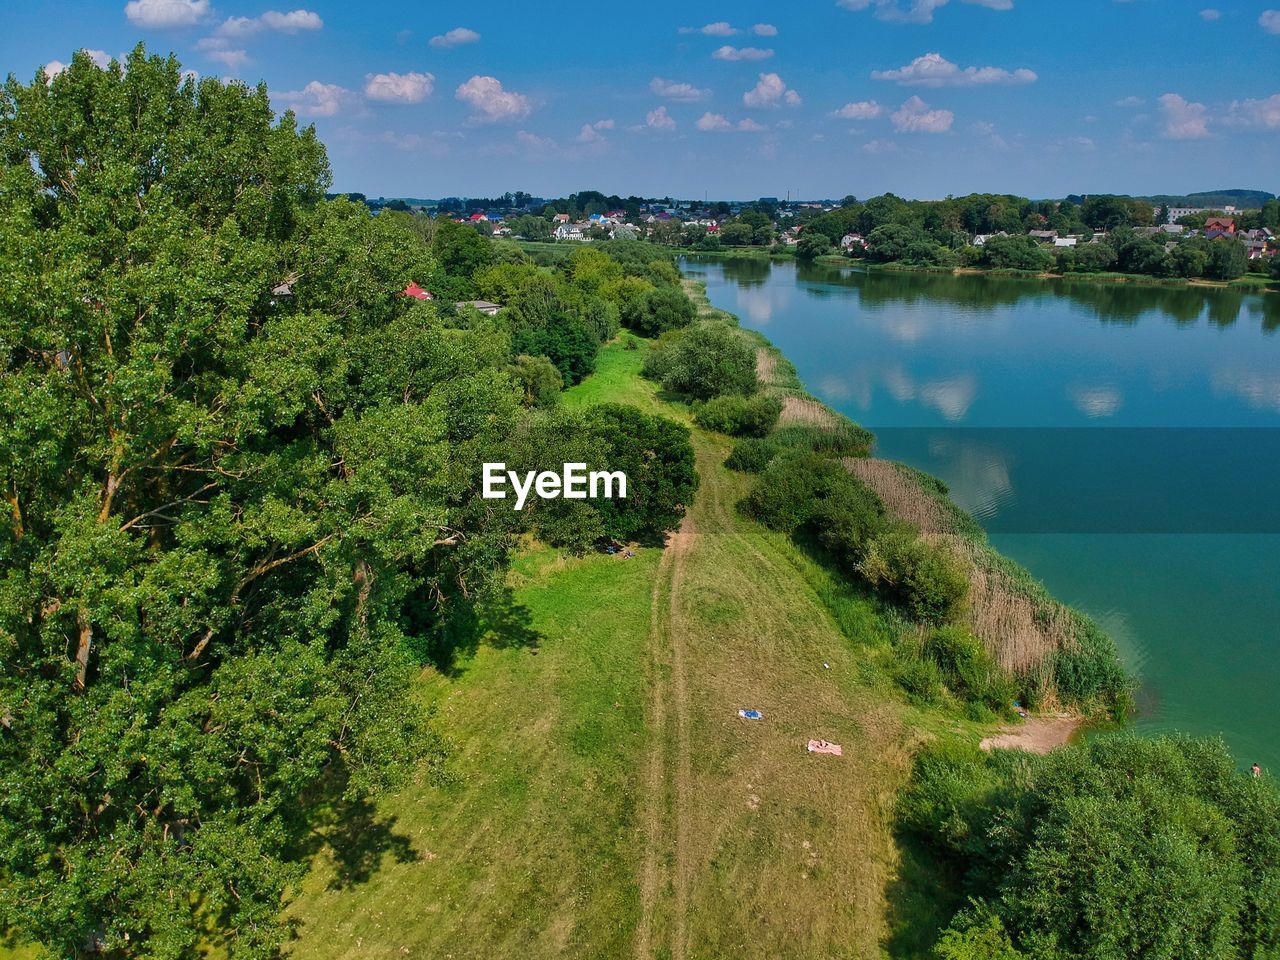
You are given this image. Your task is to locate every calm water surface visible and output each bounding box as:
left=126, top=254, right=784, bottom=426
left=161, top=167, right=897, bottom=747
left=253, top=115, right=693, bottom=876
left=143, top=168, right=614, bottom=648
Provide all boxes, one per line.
left=685, top=257, right=1280, bottom=770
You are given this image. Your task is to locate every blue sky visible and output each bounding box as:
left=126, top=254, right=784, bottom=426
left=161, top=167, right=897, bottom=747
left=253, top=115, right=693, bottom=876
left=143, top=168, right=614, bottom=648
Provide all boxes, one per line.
left=5, top=0, right=1279, bottom=199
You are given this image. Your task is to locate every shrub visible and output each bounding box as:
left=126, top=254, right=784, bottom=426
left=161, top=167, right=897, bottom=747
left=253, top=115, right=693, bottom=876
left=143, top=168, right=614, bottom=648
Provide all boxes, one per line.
left=897, top=739, right=1014, bottom=857
left=894, top=655, right=946, bottom=705
left=813, top=487, right=891, bottom=570
left=725, top=438, right=779, bottom=473
left=658, top=322, right=758, bottom=401
left=769, top=423, right=874, bottom=457
left=510, top=354, right=563, bottom=408
left=925, top=625, right=1014, bottom=711
left=693, top=394, right=782, bottom=437
left=621, top=284, right=696, bottom=336
left=511, top=312, right=598, bottom=386
left=741, top=451, right=843, bottom=533
left=859, top=532, right=969, bottom=622
left=933, top=912, right=1027, bottom=960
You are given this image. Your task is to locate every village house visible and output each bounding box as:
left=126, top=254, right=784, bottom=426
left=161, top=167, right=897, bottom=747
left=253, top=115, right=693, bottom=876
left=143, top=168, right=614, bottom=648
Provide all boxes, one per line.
left=1204, top=217, right=1236, bottom=240
left=455, top=300, right=502, bottom=316
left=554, top=223, right=585, bottom=241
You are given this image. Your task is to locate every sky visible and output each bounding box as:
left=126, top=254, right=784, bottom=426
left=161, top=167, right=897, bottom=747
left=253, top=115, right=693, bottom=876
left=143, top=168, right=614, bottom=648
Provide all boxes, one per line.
left=4, top=0, right=1279, bottom=200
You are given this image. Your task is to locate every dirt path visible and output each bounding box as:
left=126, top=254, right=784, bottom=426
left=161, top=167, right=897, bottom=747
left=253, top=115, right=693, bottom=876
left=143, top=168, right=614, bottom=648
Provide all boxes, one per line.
left=634, top=433, right=908, bottom=960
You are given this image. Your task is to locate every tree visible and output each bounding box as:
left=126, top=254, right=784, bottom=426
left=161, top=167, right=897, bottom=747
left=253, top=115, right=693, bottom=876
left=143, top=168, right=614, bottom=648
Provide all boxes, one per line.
left=432, top=217, right=495, bottom=278
left=796, top=233, right=831, bottom=261
left=620, top=286, right=696, bottom=337
left=511, top=354, right=563, bottom=407
left=978, top=235, right=1052, bottom=272
left=650, top=321, right=758, bottom=401
left=0, top=46, right=528, bottom=958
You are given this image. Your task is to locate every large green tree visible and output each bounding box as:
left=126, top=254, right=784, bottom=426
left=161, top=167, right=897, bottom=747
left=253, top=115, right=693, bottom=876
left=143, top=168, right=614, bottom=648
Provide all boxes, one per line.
left=0, top=47, right=523, bottom=958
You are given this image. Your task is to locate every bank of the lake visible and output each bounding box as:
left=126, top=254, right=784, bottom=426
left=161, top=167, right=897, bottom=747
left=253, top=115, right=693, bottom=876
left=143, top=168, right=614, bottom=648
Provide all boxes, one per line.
left=687, top=254, right=1280, bottom=772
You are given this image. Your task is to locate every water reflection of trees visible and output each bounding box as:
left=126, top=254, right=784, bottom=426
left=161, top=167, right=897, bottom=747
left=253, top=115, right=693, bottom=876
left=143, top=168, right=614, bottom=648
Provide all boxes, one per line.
left=784, top=261, right=1279, bottom=332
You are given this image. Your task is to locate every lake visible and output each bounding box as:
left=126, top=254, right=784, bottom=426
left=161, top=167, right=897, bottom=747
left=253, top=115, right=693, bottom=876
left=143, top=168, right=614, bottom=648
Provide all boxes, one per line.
left=684, top=256, right=1280, bottom=771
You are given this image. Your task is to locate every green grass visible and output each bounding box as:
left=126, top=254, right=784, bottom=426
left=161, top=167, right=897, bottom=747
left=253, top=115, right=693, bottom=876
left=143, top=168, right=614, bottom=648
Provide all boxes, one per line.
left=284, top=336, right=956, bottom=959
left=285, top=543, right=663, bottom=958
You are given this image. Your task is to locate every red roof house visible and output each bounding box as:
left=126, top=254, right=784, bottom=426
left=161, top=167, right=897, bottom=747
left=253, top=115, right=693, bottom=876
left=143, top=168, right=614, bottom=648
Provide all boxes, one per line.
left=400, top=281, right=433, bottom=300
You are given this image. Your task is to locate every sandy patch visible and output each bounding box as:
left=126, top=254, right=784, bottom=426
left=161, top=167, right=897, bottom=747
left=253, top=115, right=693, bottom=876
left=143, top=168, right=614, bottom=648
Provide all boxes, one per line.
left=980, top=714, right=1081, bottom=755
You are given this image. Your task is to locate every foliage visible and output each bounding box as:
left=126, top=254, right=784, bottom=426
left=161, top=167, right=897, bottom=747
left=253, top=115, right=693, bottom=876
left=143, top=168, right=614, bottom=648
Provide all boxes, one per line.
left=433, top=217, right=496, bottom=280
left=796, top=233, right=831, bottom=261
left=649, top=322, right=758, bottom=401
left=978, top=235, right=1052, bottom=272
left=0, top=47, right=530, bottom=958
left=859, top=532, right=969, bottom=622
left=907, top=735, right=1280, bottom=960
left=933, top=911, right=1028, bottom=960
left=620, top=284, right=696, bottom=336
left=693, top=394, right=782, bottom=438
left=511, top=312, right=598, bottom=386
left=511, top=404, right=697, bottom=550
left=724, top=438, right=780, bottom=473
left=510, top=354, right=563, bottom=408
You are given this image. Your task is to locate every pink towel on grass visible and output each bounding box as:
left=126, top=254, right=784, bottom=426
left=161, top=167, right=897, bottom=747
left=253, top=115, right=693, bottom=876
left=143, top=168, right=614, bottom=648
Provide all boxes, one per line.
left=807, top=739, right=843, bottom=756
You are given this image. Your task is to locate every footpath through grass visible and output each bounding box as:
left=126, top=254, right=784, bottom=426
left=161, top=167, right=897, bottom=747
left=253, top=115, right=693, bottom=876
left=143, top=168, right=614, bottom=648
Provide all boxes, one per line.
left=286, top=333, right=956, bottom=959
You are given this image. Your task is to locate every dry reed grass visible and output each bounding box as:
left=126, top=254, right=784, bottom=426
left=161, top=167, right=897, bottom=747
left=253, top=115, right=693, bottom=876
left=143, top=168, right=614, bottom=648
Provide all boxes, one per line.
left=777, top=396, right=839, bottom=430
left=843, top=459, right=1074, bottom=686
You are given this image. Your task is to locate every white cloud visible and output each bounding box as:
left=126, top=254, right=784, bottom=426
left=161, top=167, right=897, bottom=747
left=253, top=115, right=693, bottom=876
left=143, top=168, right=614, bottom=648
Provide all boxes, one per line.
left=262, top=9, right=322, bottom=31
left=196, top=37, right=248, bottom=70
left=430, top=27, right=480, bottom=48
left=364, top=71, right=434, bottom=103
left=576, top=118, right=615, bottom=142
left=1261, top=10, right=1280, bottom=33
left=1225, top=94, right=1280, bottom=129
left=743, top=73, right=802, bottom=108
left=862, top=138, right=899, bottom=153
left=838, top=0, right=1012, bottom=25
left=832, top=100, right=884, bottom=119
left=697, top=111, right=733, bottom=131
left=711, top=45, right=774, bottom=61
left=1158, top=92, right=1209, bottom=139
left=681, top=21, right=738, bottom=35
left=1115, top=95, right=1145, bottom=107
left=455, top=75, right=532, bottom=122
left=276, top=80, right=352, bottom=117
left=125, top=0, right=209, bottom=28
left=650, top=77, right=710, bottom=101
left=42, top=61, right=68, bottom=78
left=891, top=95, right=953, bottom=132
left=871, top=52, right=1035, bottom=87
left=516, top=130, right=556, bottom=153
left=695, top=112, right=767, bottom=132
left=1199, top=8, right=1221, bottom=21
left=216, top=9, right=323, bottom=37
left=645, top=105, right=677, bottom=130
left=752, top=23, right=779, bottom=36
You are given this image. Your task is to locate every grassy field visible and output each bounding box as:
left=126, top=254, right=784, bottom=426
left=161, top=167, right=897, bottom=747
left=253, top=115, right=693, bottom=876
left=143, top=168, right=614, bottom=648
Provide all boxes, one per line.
left=283, top=329, right=961, bottom=959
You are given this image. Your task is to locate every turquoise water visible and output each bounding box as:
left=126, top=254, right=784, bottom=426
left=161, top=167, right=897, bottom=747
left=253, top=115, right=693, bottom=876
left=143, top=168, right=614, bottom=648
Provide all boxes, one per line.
left=685, top=257, right=1280, bottom=770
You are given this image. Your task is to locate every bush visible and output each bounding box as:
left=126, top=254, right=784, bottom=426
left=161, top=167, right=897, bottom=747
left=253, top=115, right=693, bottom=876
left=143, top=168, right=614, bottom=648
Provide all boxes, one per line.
left=693, top=394, right=782, bottom=437
left=621, top=284, right=696, bottom=336
left=934, top=913, right=1027, bottom=960
left=741, top=451, right=840, bottom=533
left=859, top=532, right=969, bottom=622
left=658, top=322, right=758, bottom=401
left=978, top=234, right=1052, bottom=272
left=511, top=312, right=598, bottom=385
left=813, top=487, right=891, bottom=570
left=510, top=354, right=562, bottom=408
left=924, top=625, right=1015, bottom=711
left=769, top=423, right=874, bottom=457
left=904, top=735, right=1280, bottom=960
left=725, top=438, right=779, bottom=473
left=894, top=655, right=946, bottom=705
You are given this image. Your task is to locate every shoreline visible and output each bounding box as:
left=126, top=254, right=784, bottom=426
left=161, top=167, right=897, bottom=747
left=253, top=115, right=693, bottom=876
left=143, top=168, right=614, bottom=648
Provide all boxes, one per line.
left=682, top=273, right=1132, bottom=749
